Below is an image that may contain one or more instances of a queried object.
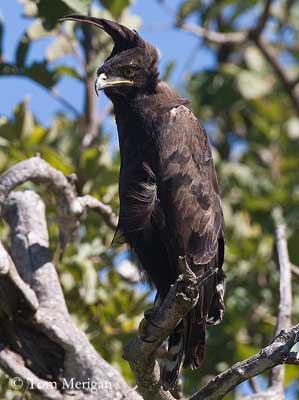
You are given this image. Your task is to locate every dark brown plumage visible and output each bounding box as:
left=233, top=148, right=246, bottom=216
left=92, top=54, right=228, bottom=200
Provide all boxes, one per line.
left=60, top=15, right=225, bottom=390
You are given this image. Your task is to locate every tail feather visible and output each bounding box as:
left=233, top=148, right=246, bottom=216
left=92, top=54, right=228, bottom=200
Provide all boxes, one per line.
left=161, top=263, right=225, bottom=390
left=161, top=324, right=184, bottom=391
left=183, top=307, right=206, bottom=369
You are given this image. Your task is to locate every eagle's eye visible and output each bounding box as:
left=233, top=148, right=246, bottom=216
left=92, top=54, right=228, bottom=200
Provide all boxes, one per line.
left=122, top=67, right=136, bottom=78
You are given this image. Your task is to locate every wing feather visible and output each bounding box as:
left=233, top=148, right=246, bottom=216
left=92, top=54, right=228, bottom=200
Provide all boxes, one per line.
left=157, top=105, right=224, bottom=266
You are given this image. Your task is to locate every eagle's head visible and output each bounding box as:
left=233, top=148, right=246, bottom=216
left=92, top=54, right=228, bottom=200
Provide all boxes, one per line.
left=59, top=15, right=159, bottom=99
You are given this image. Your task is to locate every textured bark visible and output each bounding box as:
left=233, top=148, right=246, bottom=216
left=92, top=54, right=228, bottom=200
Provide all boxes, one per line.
left=0, top=162, right=138, bottom=400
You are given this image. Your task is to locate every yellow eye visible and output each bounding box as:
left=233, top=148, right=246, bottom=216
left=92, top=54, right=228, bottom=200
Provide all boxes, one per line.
left=123, top=67, right=136, bottom=78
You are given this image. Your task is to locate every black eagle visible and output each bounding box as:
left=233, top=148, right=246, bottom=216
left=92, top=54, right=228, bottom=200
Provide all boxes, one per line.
left=60, top=15, right=225, bottom=390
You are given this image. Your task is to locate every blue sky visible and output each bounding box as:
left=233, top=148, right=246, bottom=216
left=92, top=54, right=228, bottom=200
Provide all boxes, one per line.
left=0, top=0, right=215, bottom=126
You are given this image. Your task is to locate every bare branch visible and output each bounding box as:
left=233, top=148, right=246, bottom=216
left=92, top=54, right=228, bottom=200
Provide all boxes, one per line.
left=178, top=0, right=273, bottom=45
left=78, top=194, right=118, bottom=230
left=254, top=38, right=299, bottom=113
left=0, top=190, right=140, bottom=400
left=188, top=324, right=299, bottom=400
left=291, top=263, right=299, bottom=278
left=249, top=377, right=261, bottom=394
left=50, top=87, right=82, bottom=118
left=249, top=0, right=273, bottom=39
left=177, top=22, right=246, bottom=45
left=81, top=22, right=100, bottom=149
left=270, top=223, right=292, bottom=388
left=0, top=346, right=63, bottom=400
left=0, top=241, right=39, bottom=316
left=0, top=157, right=117, bottom=251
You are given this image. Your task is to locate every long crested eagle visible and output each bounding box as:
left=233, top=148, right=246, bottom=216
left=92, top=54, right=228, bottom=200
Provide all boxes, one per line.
left=60, top=15, right=225, bottom=390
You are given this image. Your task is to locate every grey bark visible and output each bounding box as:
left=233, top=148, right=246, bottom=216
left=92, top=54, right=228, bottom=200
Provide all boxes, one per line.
left=0, top=172, right=138, bottom=400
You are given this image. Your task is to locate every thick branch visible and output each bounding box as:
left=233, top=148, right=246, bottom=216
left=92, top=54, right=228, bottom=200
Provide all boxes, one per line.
left=0, top=241, right=38, bottom=316
left=0, top=190, right=139, bottom=400
left=0, top=346, right=62, bottom=400
left=0, top=157, right=117, bottom=250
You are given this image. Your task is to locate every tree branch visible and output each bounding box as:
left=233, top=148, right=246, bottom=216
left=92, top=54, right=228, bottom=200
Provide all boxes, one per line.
left=0, top=241, right=39, bottom=317
left=249, top=0, right=273, bottom=39
left=0, top=157, right=297, bottom=400
left=178, top=0, right=273, bottom=45
left=187, top=218, right=296, bottom=400
left=0, top=190, right=140, bottom=400
left=177, top=22, right=246, bottom=45
left=124, top=258, right=215, bottom=400
left=0, top=156, right=117, bottom=252
left=188, top=324, right=299, bottom=400
left=291, top=263, right=299, bottom=278
left=269, top=223, right=292, bottom=389
left=81, top=21, right=100, bottom=150
left=254, top=37, right=299, bottom=113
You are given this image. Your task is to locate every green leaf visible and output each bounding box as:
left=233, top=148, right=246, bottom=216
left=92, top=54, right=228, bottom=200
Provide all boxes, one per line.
left=55, top=65, right=82, bottom=80
left=13, top=99, right=35, bottom=140
left=98, top=0, right=131, bottom=18
left=177, top=0, right=202, bottom=23
left=34, top=0, right=70, bottom=30
left=161, top=60, right=176, bottom=81
left=0, top=62, right=57, bottom=89
left=0, top=63, right=20, bottom=77
left=61, top=0, right=92, bottom=14
left=40, top=145, right=73, bottom=174
left=25, top=62, right=58, bottom=88
left=15, top=33, right=30, bottom=67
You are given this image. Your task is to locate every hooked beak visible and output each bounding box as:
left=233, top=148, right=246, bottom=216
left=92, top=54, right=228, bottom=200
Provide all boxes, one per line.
left=95, top=73, right=133, bottom=96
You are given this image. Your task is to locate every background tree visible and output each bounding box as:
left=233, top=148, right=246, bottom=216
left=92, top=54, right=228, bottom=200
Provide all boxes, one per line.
left=0, top=0, right=298, bottom=399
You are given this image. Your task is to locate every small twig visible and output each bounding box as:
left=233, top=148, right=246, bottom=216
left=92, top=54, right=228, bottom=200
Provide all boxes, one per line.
left=78, top=194, right=118, bottom=230
left=254, top=37, right=299, bottom=113
left=249, top=376, right=261, bottom=394
left=249, top=0, right=273, bottom=39
left=50, top=87, right=81, bottom=117
left=60, top=28, right=87, bottom=71
left=291, top=263, right=299, bottom=278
